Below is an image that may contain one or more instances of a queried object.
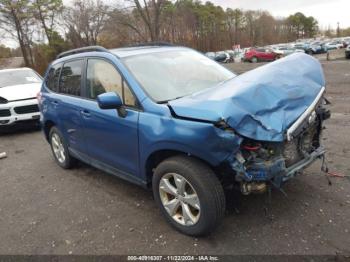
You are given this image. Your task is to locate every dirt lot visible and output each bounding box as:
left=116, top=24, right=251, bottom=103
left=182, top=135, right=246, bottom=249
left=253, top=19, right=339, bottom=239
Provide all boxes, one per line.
left=0, top=58, right=349, bottom=255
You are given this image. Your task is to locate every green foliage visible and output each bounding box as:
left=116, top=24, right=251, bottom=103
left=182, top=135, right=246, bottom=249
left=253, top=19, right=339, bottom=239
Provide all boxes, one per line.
left=31, top=0, right=63, bottom=45
left=286, top=12, right=318, bottom=39
left=0, top=44, right=12, bottom=58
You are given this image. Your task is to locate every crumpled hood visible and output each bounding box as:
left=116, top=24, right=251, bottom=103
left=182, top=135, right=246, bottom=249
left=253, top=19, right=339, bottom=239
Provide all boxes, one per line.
left=169, top=53, right=325, bottom=142
left=0, top=83, right=42, bottom=101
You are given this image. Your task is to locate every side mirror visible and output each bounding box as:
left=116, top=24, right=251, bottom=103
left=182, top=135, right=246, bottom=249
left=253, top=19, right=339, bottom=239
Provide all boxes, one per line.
left=97, top=92, right=127, bottom=117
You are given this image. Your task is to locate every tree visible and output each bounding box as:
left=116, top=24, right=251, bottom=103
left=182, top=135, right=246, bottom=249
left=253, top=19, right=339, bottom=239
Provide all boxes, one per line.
left=336, top=22, right=340, bottom=37
left=32, top=0, right=63, bottom=46
left=0, top=44, right=12, bottom=58
left=226, top=8, right=243, bottom=45
left=129, top=0, right=167, bottom=41
left=64, top=0, right=109, bottom=47
left=287, top=12, right=318, bottom=39
left=0, top=0, right=34, bottom=66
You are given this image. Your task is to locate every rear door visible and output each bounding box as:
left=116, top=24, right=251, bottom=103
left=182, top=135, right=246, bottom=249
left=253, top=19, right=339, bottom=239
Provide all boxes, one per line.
left=55, top=59, right=87, bottom=155
left=79, top=58, right=140, bottom=177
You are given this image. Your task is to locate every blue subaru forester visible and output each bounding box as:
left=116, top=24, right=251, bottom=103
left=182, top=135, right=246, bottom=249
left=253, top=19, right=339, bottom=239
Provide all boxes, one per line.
left=39, top=45, right=330, bottom=236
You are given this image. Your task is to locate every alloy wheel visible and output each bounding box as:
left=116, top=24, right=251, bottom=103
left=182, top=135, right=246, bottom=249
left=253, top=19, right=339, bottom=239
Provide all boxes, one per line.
left=51, top=133, right=66, bottom=164
left=159, top=173, right=201, bottom=226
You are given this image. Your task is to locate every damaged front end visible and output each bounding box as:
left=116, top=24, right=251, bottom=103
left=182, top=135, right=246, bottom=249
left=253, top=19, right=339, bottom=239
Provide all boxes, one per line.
left=228, top=91, right=330, bottom=194
left=168, top=53, right=331, bottom=194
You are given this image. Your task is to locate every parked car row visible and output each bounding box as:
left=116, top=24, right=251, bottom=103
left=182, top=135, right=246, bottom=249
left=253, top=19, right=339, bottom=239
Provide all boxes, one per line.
left=205, top=36, right=350, bottom=64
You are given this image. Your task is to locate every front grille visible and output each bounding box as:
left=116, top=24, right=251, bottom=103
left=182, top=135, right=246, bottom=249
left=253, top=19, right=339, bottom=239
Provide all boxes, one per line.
left=0, top=109, right=11, bottom=117
left=14, top=104, right=39, bottom=114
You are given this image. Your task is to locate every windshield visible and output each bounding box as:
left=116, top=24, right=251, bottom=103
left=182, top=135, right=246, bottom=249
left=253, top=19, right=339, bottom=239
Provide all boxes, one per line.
left=122, top=49, right=236, bottom=102
left=0, top=69, right=42, bottom=88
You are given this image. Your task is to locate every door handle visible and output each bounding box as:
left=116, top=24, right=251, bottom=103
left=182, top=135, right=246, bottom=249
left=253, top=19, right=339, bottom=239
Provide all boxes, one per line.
left=81, top=110, right=91, bottom=117
left=51, top=100, right=59, bottom=105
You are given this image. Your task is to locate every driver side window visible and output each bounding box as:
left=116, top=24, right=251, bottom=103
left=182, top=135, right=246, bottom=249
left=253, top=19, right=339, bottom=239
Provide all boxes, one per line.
left=86, top=59, right=137, bottom=107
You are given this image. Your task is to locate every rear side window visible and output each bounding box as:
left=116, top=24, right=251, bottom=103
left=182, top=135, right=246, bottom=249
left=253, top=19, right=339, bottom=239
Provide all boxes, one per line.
left=59, top=60, right=83, bottom=96
left=45, top=63, right=62, bottom=92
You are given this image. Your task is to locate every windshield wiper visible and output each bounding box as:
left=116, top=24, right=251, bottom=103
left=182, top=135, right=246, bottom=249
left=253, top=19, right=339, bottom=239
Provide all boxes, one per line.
left=157, top=99, right=170, bottom=104
left=157, top=96, right=185, bottom=104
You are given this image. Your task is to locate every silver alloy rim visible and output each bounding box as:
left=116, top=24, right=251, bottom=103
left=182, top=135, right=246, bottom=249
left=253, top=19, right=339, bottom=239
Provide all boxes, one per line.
left=159, top=173, right=200, bottom=226
left=51, top=133, right=66, bottom=163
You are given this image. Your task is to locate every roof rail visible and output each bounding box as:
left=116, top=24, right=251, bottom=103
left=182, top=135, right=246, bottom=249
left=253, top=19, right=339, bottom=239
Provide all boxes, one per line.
left=56, top=46, right=109, bottom=59
left=127, top=42, right=175, bottom=48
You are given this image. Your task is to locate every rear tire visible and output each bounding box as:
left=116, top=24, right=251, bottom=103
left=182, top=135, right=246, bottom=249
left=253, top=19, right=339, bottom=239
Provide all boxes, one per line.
left=152, top=155, right=225, bottom=236
left=49, top=126, right=76, bottom=169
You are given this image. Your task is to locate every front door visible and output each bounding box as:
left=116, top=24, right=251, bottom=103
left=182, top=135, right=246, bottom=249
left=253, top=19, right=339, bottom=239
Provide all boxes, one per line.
left=79, top=58, right=140, bottom=177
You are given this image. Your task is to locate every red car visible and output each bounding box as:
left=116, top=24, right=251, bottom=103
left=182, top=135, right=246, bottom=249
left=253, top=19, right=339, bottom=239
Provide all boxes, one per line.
left=244, top=48, right=280, bottom=63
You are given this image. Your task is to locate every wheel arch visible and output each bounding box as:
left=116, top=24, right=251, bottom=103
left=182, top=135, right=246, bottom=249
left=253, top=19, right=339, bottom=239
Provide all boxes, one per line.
left=144, top=149, right=217, bottom=187
left=43, top=119, right=56, bottom=141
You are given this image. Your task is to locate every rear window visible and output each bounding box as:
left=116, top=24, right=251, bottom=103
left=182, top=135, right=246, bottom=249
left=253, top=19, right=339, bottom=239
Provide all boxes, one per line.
left=0, top=69, right=42, bottom=88
left=59, top=60, right=83, bottom=96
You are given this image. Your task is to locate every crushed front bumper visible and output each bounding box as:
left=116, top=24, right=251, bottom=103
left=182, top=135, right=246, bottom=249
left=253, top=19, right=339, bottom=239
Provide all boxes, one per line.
left=241, top=146, right=325, bottom=187
left=232, top=88, right=330, bottom=188
left=282, top=146, right=325, bottom=182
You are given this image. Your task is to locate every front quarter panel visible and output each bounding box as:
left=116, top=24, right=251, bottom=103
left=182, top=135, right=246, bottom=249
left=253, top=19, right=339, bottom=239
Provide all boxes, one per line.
left=138, top=98, right=242, bottom=180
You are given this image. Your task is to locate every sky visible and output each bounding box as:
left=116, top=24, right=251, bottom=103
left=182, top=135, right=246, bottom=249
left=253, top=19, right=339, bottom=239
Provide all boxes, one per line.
left=1, top=0, right=349, bottom=48
left=210, top=0, right=349, bottom=28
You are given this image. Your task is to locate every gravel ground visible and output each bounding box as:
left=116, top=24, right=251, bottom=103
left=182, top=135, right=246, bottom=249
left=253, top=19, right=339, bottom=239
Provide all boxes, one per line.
left=0, top=58, right=349, bottom=255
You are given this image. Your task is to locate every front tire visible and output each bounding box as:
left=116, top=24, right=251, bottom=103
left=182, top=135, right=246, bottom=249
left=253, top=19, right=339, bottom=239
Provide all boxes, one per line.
left=49, top=126, right=76, bottom=169
left=152, top=155, right=225, bottom=236
left=251, top=56, right=258, bottom=63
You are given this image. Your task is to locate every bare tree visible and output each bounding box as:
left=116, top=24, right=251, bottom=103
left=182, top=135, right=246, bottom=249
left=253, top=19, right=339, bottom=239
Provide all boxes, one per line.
left=123, top=0, right=166, bottom=41
left=64, top=0, right=108, bottom=47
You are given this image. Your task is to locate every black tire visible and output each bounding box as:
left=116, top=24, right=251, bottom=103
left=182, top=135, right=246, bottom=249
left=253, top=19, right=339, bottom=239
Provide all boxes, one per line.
left=152, top=155, right=225, bottom=236
left=49, top=126, right=76, bottom=169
